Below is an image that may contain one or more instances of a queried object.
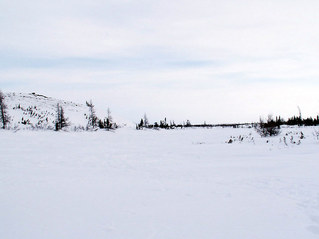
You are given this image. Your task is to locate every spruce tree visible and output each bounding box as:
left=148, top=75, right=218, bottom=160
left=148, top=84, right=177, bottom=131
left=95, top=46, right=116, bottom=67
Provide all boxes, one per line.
left=0, top=91, right=10, bottom=129
left=143, top=113, right=149, bottom=127
left=86, top=100, right=98, bottom=130
left=55, top=103, right=69, bottom=131
left=107, top=107, right=112, bottom=128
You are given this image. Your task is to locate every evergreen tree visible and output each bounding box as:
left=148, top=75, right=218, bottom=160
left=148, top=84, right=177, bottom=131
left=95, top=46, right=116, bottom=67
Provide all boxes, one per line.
left=107, top=107, right=112, bottom=127
left=256, top=115, right=280, bottom=137
left=0, top=91, right=10, bottom=129
left=106, top=117, right=110, bottom=128
left=98, top=119, right=105, bottom=129
left=86, top=100, right=98, bottom=130
left=185, top=120, right=192, bottom=127
left=143, top=113, right=149, bottom=127
left=55, top=104, right=69, bottom=131
left=139, top=118, right=144, bottom=128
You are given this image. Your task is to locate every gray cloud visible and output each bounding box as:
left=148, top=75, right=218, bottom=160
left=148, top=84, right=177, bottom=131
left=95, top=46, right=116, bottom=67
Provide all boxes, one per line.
left=1, top=0, right=319, bottom=122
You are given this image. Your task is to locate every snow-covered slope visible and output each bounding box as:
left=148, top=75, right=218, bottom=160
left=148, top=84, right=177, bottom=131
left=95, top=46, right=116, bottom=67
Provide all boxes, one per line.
left=4, top=92, right=132, bottom=129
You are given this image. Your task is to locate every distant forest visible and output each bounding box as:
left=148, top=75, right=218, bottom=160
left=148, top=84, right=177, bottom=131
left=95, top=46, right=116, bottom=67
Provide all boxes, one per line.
left=136, top=113, right=319, bottom=130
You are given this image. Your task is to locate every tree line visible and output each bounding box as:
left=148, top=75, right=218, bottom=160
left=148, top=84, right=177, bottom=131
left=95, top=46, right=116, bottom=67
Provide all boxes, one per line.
left=136, top=112, right=319, bottom=136
left=1, top=90, right=319, bottom=132
left=136, top=114, right=253, bottom=130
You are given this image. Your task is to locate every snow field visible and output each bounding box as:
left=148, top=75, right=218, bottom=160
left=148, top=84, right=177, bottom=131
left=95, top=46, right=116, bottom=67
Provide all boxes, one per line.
left=1, top=127, right=319, bottom=239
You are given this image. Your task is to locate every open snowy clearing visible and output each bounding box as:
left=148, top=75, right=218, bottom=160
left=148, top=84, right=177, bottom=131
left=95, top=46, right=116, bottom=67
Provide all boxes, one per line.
left=1, top=127, right=319, bottom=239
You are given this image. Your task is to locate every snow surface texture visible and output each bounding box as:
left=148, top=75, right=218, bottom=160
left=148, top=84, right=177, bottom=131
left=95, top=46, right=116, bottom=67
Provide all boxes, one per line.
left=4, top=92, right=132, bottom=130
left=1, top=127, right=319, bottom=239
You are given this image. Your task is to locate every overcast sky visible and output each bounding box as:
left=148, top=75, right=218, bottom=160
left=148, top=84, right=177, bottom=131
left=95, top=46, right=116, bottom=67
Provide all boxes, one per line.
left=1, top=0, right=319, bottom=123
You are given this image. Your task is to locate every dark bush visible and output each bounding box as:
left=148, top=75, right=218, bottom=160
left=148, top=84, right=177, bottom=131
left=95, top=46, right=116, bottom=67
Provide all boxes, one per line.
left=256, top=115, right=281, bottom=137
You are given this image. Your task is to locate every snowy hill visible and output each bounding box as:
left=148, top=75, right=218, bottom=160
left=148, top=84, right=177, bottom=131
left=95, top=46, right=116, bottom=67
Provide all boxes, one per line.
left=4, top=92, right=132, bottom=130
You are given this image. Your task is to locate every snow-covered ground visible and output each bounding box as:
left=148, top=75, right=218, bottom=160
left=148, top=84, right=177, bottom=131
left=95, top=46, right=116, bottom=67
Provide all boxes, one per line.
left=1, top=126, right=319, bottom=239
